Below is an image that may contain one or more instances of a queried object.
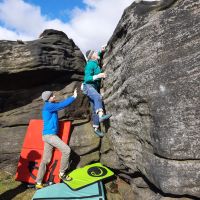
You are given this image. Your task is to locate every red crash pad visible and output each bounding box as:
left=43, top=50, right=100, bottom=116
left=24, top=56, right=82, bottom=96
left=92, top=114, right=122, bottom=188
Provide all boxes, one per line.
left=15, top=119, right=71, bottom=184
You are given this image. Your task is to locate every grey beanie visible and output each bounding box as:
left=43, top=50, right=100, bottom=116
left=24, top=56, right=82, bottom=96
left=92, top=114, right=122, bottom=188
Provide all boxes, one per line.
left=41, top=91, right=53, bottom=101
left=86, top=50, right=95, bottom=60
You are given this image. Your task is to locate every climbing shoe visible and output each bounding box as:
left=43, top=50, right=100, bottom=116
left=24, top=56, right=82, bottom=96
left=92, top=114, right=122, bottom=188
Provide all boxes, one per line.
left=94, top=129, right=104, bottom=137
left=59, top=173, right=72, bottom=183
left=35, top=183, right=44, bottom=190
left=99, top=114, right=112, bottom=123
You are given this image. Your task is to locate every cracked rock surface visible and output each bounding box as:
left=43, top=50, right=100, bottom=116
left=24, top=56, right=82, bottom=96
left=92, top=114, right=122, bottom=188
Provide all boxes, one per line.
left=101, top=0, right=200, bottom=198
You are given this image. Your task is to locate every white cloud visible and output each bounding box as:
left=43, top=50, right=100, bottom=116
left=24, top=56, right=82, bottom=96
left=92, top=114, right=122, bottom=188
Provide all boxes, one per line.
left=0, top=0, right=133, bottom=53
left=0, top=0, right=46, bottom=35
left=0, top=26, right=33, bottom=40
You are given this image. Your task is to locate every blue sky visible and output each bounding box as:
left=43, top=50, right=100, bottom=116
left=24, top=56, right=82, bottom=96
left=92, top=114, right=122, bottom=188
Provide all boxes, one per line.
left=0, top=0, right=134, bottom=52
left=25, top=0, right=85, bottom=22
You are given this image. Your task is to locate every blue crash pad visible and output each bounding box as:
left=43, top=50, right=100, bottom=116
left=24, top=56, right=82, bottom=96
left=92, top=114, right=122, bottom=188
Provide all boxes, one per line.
left=32, top=181, right=105, bottom=200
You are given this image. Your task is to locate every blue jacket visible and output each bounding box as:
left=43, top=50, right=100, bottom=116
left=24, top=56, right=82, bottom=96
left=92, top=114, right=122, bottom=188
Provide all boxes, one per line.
left=42, top=96, right=75, bottom=135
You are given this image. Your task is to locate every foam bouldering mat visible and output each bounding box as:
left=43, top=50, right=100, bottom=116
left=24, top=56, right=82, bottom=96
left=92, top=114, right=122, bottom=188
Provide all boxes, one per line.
left=32, top=182, right=105, bottom=200
left=64, top=163, right=114, bottom=190
left=15, top=119, right=71, bottom=184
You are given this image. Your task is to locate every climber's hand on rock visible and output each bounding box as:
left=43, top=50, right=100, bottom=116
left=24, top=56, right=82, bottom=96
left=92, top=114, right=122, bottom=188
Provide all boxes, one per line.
left=101, top=45, right=106, bottom=52
left=98, top=73, right=106, bottom=79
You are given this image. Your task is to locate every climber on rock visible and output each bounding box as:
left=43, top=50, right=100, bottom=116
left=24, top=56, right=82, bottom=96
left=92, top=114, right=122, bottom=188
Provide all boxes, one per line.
left=81, top=46, right=111, bottom=137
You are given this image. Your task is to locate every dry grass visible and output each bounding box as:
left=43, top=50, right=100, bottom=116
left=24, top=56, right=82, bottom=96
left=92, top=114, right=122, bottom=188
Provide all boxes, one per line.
left=0, top=171, right=35, bottom=200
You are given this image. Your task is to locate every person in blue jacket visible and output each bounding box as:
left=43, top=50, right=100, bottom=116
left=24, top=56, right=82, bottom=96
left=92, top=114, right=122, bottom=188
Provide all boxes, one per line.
left=35, top=88, right=77, bottom=189
left=82, top=47, right=111, bottom=137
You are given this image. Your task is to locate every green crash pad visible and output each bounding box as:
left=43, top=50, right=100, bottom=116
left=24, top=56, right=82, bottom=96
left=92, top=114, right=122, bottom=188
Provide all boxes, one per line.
left=64, top=163, right=114, bottom=190
left=32, top=182, right=105, bottom=200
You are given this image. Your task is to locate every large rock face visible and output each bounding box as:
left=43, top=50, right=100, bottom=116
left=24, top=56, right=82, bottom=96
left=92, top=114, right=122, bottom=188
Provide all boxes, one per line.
left=0, top=29, right=96, bottom=172
left=102, top=0, right=200, bottom=198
